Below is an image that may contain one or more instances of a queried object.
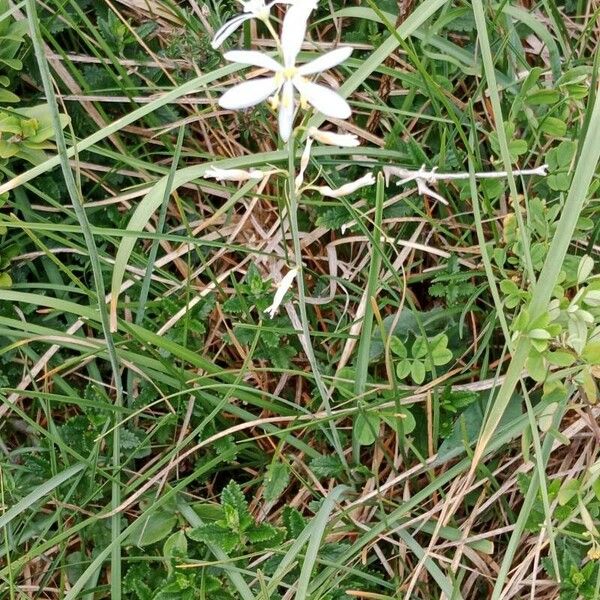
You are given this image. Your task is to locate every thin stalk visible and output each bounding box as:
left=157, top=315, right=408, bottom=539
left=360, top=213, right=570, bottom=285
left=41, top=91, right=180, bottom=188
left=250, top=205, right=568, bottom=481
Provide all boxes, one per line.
left=471, top=0, right=535, bottom=284
left=353, top=173, right=385, bottom=462
left=126, top=127, right=185, bottom=404
left=287, top=134, right=346, bottom=466
left=26, top=2, right=124, bottom=598
left=491, top=398, right=568, bottom=599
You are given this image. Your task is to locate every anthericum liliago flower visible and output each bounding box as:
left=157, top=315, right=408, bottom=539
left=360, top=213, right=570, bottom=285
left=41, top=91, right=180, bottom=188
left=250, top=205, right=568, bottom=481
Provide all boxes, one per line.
left=211, top=0, right=294, bottom=49
left=218, top=1, right=352, bottom=141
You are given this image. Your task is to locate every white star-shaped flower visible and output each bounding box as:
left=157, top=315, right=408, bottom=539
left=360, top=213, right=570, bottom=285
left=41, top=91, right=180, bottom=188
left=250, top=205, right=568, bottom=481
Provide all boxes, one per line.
left=218, top=1, right=352, bottom=141
left=212, top=0, right=294, bottom=49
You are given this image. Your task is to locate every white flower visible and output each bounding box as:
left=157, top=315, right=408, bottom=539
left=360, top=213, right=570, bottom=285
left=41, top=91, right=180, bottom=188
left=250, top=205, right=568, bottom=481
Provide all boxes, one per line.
left=264, top=267, right=298, bottom=318
left=308, top=127, right=360, bottom=147
left=211, top=0, right=294, bottom=49
left=219, top=2, right=352, bottom=141
left=204, top=166, right=266, bottom=181
left=314, top=172, right=375, bottom=198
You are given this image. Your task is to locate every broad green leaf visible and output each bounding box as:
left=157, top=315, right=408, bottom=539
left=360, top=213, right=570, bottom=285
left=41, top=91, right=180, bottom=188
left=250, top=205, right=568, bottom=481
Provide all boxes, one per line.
left=577, top=255, right=594, bottom=284
left=557, top=479, right=580, bottom=506
left=582, top=342, right=600, bottom=365
left=538, top=402, right=558, bottom=433
left=390, top=336, right=407, bottom=358
left=354, top=412, right=380, bottom=446
left=126, top=510, right=177, bottom=548
left=396, top=359, right=412, bottom=379
left=411, top=360, right=426, bottom=384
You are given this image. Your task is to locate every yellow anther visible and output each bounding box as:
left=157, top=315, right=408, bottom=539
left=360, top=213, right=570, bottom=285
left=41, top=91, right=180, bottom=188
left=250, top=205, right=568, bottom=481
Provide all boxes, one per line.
left=300, top=96, right=309, bottom=110
left=269, top=95, right=280, bottom=110
left=283, top=67, right=298, bottom=79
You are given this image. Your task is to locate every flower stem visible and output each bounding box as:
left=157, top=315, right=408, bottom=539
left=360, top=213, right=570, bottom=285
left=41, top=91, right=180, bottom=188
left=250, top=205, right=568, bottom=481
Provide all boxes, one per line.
left=286, top=135, right=347, bottom=467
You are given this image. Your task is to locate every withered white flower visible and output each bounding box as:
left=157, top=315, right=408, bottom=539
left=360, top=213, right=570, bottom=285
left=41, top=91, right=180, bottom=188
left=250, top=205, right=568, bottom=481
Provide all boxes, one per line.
left=295, top=136, right=313, bottom=190
left=211, top=0, right=294, bottom=49
left=314, top=172, right=375, bottom=198
left=219, top=1, right=352, bottom=141
left=204, top=166, right=266, bottom=181
left=264, top=267, right=299, bottom=318
left=308, top=127, right=360, bottom=147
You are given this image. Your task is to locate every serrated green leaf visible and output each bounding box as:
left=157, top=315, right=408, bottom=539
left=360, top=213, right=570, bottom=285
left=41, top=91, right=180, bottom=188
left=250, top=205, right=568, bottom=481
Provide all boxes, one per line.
left=263, top=461, right=290, bottom=503
left=246, top=522, right=280, bottom=543
left=221, top=481, right=249, bottom=517
left=309, top=455, right=344, bottom=478
left=283, top=506, right=306, bottom=539
left=187, top=524, right=239, bottom=553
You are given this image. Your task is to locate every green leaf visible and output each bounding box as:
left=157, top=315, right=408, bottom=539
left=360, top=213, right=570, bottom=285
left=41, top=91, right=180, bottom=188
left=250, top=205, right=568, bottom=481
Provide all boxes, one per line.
left=411, top=360, right=426, bottom=384
left=547, top=350, right=576, bottom=367
left=582, top=342, right=600, bottom=365
left=126, top=510, right=177, bottom=548
left=187, top=524, right=239, bottom=553
left=540, top=117, right=567, bottom=137
left=246, top=523, right=280, bottom=543
left=221, top=481, right=249, bottom=518
left=581, top=369, right=597, bottom=404
left=557, top=479, right=580, bottom=506
left=577, top=255, right=594, bottom=284
left=412, top=336, right=428, bottom=359
left=527, top=88, right=560, bottom=105
left=538, top=402, right=558, bottom=433
left=0, top=88, right=19, bottom=102
left=283, top=506, right=306, bottom=539
left=382, top=407, right=416, bottom=435
left=163, top=531, right=188, bottom=574
left=335, top=366, right=357, bottom=400
left=396, top=358, right=412, bottom=379
left=354, top=412, right=380, bottom=446
left=526, top=352, right=547, bottom=383
left=263, top=461, right=290, bottom=503
left=309, top=455, right=344, bottom=478
left=390, top=336, right=407, bottom=358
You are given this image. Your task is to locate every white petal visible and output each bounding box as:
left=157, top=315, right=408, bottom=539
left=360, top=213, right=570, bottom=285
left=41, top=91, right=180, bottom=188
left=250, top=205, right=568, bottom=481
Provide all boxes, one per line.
left=298, top=46, right=353, bottom=76
left=264, top=268, right=298, bottom=318
left=295, top=137, right=313, bottom=190
left=219, top=77, right=279, bottom=110
left=242, top=0, right=267, bottom=13
left=316, top=172, right=375, bottom=198
left=308, top=127, right=360, bottom=147
left=224, top=50, right=282, bottom=72
left=416, top=179, right=449, bottom=205
left=211, top=14, right=252, bottom=49
left=204, top=167, right=264, bottom=182
left=278, top=80, right=295, bottom=142
left=293, top=77, right=351, bottom=119
left=281, top=1, right=316, bottom=67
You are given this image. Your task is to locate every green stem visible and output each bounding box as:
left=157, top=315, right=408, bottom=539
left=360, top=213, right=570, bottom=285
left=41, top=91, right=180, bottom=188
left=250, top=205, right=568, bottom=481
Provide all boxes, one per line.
left=26, top=3, right=123, bottom=598
left=287, top=135, right=346, bottom=467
